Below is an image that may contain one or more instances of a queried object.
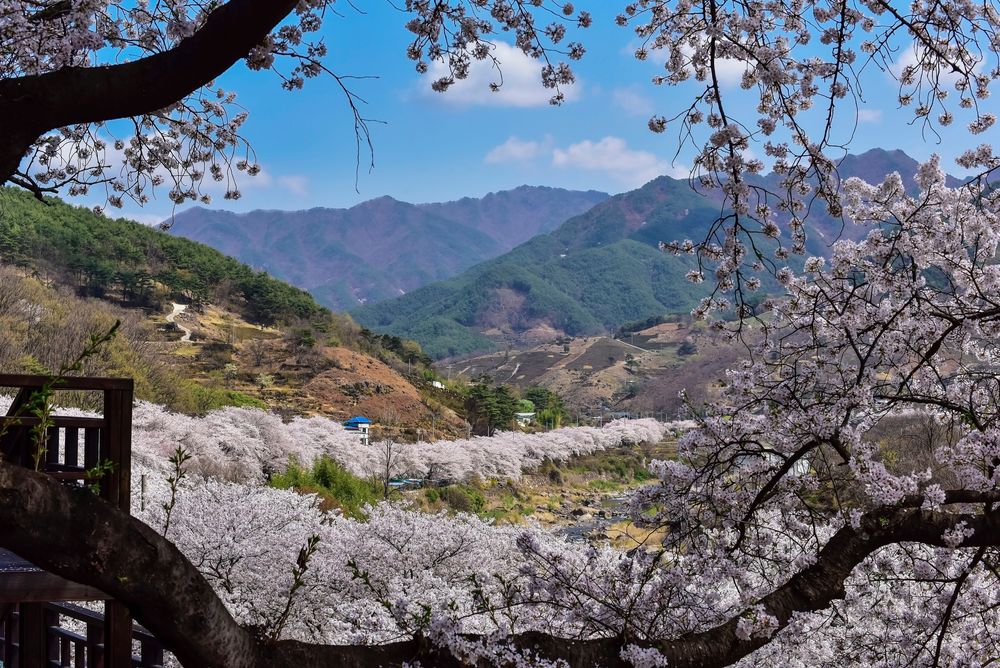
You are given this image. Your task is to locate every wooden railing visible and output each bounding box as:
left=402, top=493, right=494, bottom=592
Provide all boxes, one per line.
left=0, top=603, right=164, bottom=668
left=0, top=374, right=133, bottom=512
left=0, top=375, right=137, bottom=668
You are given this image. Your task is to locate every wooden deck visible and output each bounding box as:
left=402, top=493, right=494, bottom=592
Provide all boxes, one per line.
left=0, top=374, right=140, bottom=668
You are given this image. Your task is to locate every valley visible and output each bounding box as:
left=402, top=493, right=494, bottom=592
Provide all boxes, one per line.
left=4, top=2, right=997, bottom=665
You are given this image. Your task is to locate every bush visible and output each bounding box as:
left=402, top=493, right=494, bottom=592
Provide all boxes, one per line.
left=176, top=383, right=267, bottom=414
left=199, top=341, right=235, bottom=368
left=677, top=340, right=698, bottom=356
left=440, top=485, right=486, bottom=514
left=270, top=456, right=379, bottom=517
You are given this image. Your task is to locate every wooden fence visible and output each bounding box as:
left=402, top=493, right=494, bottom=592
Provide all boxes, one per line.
left=0, top=602, right=164, bottom=668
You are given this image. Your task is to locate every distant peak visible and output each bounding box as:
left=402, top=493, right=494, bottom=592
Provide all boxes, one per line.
left=355, top=195, right=408, bottom=210
left=849, top=147, right=915, bottom=160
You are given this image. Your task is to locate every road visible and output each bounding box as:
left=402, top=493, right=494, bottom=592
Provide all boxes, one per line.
left=166, top=303, right=192, bottom=342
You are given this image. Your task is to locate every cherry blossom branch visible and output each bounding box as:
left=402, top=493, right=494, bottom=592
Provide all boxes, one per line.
left=0, top=0, right=300, bottom=184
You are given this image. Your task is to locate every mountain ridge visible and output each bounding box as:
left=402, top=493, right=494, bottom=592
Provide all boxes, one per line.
left=353, top=148, right=955, bottom=358
left=166, top=186, right=610, bottom=310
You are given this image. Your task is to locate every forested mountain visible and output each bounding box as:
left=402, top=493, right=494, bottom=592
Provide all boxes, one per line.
left=354, top=148, right=946, bottom=358
left=0, top=187, right=323, bottom=326
left=165, top=186, right=609, bottom=310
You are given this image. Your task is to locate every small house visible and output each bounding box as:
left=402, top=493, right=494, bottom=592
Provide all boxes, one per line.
left=343, top=416, right=371, bottom=446
left=515, top=412, right=536, bottom=426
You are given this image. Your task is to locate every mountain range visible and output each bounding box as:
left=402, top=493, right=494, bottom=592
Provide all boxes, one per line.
left=353, top=148, right=955, bottom=358
left=166, top=186, right=608, bottom=311
left=167, top=148, right=952, bottom=360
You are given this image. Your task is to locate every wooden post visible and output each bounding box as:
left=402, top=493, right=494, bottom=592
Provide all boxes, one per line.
left=103, top=601, right=132, bottom=668
left=1, top=603, right=16, bottom=668
left=18, top=602, right=46, bottom=668
left=102, top=385, right=133, bottom=668
left=101, top=386, right=133, bottom=511
left=44, top=607, right=59, bottom=664
left=86, top=619, right=103, bottom=668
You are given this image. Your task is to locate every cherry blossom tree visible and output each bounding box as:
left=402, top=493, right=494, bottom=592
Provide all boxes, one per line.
left=110, top=398, right=674, bottom=484
left=7, top=1, right=1000, bottom=666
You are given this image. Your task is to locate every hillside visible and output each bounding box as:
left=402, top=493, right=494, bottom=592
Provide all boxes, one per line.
left=0, top=187, right=322, bottom=326
left=354, top=148, right=945, bottom=358
left=448, top=318, right=745, bottom=417
left=165, top=186, right=609, bottom=310
left=0, top=189, right=468, bottom=436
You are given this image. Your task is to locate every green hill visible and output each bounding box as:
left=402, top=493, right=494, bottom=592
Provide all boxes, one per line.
left=0, top=188, right=466, bottom=429
left=0, top=187, right=324, bottom=326
left=353, top=148, right=941, bottom=359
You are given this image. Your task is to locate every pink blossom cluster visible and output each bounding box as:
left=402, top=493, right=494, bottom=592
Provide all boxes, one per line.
left=625, top=0, right=1000, bottom=305
left=125, top=400, right=670, bottom=483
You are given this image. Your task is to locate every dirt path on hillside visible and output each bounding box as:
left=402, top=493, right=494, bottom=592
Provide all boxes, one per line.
left=166, top=303, right=192, bottom=342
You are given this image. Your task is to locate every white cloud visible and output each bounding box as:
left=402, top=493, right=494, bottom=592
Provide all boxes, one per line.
left=484, top=136, right=551, bottom=163
left=857, top=108, right=883, bottom=124
left=552, top=136, right=679, bottom=188
left=613, top=87, right=655, bottom=117
left=713, top=56, right=750, bottom=88
left=623, top=41, right=749, bottom=89
left=484, top=135, right=683, bottom=187
left=423, top=42, right=581, bottom=108
left=277, top=175, right=309, bottom=196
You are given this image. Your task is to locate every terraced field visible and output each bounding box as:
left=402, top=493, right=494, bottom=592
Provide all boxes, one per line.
left=448, top=320, right=745, bottom=417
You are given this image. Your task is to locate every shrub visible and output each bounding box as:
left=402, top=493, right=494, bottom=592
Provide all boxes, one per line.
left=270, top=456, right=379, bottom=517
left=176, top=383, right=267, bottom=414
left=440, top=485, right=486, bottom=514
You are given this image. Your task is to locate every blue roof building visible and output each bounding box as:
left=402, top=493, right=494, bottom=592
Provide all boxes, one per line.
left=343, top=416, right=371, bottom=445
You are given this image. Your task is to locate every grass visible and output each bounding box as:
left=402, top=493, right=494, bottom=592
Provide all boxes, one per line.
left=587, top=479, right=624, bottom=493
left=606, top=521, right=669, bottom=550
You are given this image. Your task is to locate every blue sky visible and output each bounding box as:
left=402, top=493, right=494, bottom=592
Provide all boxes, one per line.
left=118, top=2, right=1000, bottom=224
